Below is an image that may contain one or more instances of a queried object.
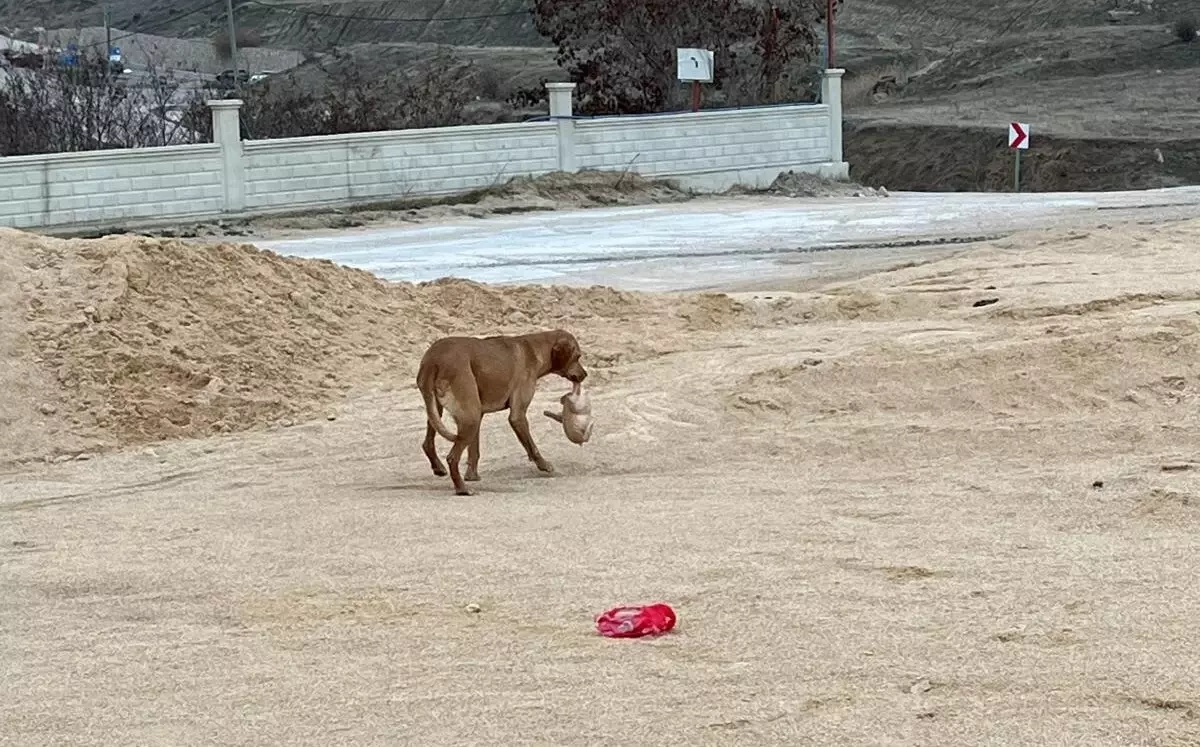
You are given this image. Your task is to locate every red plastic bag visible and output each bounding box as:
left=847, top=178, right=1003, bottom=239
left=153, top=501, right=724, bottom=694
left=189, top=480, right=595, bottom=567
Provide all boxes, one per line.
left=595, top=603, right=677, bottom=638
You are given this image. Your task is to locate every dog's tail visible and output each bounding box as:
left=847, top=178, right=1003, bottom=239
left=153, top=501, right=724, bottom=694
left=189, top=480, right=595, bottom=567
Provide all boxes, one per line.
left=418, top=370, right=458, bottom=442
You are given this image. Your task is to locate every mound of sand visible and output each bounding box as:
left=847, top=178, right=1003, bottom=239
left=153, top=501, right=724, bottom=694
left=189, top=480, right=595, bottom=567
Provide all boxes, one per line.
left=0, top=227, right=744, bottom=465
left=149, top=170, right=695, bottom=240
left=727, top=170, right=888, bottom=199
left=719, top=222, right=1200, bottom=431
left=13, top=217, right=1195, bottom=469
left=474, top=169, right=692, bottom=208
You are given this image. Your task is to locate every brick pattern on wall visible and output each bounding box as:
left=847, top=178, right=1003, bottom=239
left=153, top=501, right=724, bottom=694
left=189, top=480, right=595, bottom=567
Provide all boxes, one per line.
left=0, top=145, right=224, bottom=229
left=241, top=124, right=559, bottom=211
left=574, top=107, right=831, bottom=175
left=0, top=103, right=839, bottom=230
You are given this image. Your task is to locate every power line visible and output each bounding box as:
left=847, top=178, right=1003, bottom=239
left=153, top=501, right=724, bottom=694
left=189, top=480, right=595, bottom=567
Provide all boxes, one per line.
left=76, top=0, right=227, bottom=50
left=240, top=0, right=529, bottom=23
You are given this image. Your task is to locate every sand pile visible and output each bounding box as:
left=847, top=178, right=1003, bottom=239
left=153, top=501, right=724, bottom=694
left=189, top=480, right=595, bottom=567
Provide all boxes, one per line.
left=728, top=323, right=1200, bottom=424
left=157, top=171, right=694, bottom=239
left=726, top=170, right=887, bottom=199
left=721, top=222, right=1200, bottom=429
left=0, top=227, right=744, bottom=464
left=474, top=169, right=692, bottom=208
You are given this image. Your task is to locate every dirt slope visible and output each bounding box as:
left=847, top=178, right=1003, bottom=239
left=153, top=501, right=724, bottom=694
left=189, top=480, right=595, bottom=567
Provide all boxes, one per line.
left=846, top=122, right=1200, bottom=192
left=0, top=0, right=543, bottom=48
left=837, top=7, right=1200, bottom=191
left=11, top=0, right=1190, bottom=51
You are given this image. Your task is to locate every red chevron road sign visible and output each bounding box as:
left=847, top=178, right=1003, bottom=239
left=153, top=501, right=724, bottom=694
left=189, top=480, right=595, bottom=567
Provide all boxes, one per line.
left=1008, top=122, right=1029, bottom=150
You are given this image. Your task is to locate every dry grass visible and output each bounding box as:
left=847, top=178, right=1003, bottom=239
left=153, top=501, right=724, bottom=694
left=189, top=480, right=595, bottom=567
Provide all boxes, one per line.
left=6, top=218, right=1200, bottom=744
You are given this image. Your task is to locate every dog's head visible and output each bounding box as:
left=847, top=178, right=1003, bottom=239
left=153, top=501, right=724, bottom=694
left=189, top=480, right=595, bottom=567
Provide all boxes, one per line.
left=549, top=330, right=587, bottom=383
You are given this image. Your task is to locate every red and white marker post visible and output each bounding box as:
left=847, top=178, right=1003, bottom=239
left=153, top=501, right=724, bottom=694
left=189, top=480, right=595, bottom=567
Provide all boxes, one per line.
left=1008, top=122, right=1029, bottom=193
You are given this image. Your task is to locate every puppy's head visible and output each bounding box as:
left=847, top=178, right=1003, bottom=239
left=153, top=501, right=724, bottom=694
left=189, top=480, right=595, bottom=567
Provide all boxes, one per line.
left=549, top=330, right=587, bottom=383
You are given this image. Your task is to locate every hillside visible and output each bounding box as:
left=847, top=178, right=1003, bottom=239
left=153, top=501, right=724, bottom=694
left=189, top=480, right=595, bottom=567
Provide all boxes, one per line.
left=837, top=1, right=1200, bottom=191
left=6, top=0, right=1194, bottom=51
left=5, top=0, right=1200, bottom=191
left=0, top=0, right=543, bottom=48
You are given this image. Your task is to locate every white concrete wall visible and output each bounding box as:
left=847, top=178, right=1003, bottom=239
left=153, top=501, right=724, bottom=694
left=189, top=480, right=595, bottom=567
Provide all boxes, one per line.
left=241, top=123, right=559, bottom=211
left=0, top=71, right=848, bottom=230
left=0, top=144, right=223, bottom=230
left=574, top=105, right=835, bottom=191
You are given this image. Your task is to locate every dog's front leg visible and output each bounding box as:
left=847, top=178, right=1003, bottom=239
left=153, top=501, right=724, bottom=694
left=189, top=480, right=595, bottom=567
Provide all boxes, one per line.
left=509, top=410, right=553, bottom=473
left=507, top=390, right=553, bottom=473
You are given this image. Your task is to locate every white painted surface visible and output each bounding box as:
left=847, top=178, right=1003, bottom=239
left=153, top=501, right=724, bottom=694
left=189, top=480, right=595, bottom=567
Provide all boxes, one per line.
left=677, top=48, right=715, bottom=82
left=256, top=187, right=1200, bottom=292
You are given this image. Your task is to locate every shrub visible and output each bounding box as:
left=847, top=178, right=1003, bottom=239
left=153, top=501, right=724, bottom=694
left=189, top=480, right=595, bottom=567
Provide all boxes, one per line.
left=1173, top=18, right=1197, bottom=43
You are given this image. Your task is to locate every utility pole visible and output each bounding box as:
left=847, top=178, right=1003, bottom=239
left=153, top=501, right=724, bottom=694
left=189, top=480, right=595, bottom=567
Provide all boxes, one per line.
left=826, top=0, right=836, bottom=68
left=225, top=0, right=240, bottom=93
left=103, top=5, right=112, bottom=78
left=35, top=26, right=47, bottom=70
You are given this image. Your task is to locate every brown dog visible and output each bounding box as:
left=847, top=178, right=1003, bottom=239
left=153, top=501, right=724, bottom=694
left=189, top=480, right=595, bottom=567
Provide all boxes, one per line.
left=416, top=329, right=588, bottom=495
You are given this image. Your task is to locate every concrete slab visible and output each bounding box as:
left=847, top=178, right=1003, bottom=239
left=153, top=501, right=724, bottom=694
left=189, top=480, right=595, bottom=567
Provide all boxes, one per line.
left=255, top=187, right=1200, bottom=291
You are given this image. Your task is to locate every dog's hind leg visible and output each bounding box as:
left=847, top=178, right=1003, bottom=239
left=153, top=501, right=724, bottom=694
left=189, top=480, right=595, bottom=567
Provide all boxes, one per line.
left=465, top=428, right=482, bottom=482
left=447, top=419, right=480, bottom=495
left=422, top=402, right=448, bottom=477
left=445, top=387, right=482, bottom=495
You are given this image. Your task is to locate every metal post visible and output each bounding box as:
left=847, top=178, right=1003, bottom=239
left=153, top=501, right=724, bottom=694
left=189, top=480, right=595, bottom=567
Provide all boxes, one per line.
left=690, top=81, right=701, bottom=112
left=1014, top=149, right=1021, bottom=193
left=225, top=0, right=240, bottom=93
left=826, top=0, right=835, bottom=68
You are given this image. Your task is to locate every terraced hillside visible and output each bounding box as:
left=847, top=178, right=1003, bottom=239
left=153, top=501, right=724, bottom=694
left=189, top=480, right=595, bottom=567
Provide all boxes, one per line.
left=5, top=0, right=1200, bottom=191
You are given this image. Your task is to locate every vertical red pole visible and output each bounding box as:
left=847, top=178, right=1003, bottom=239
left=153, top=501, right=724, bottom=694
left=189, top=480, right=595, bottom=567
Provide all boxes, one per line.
left=827, top=0, right=835, bottom=68
left=691, top=80, right=701, bottom=112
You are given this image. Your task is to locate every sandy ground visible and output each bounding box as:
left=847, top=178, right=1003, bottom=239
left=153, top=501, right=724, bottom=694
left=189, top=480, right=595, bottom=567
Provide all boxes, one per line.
left=5, top=215, right=1200, bottom=745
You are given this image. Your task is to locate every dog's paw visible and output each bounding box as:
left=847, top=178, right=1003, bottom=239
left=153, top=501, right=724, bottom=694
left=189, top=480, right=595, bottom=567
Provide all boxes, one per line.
left=465, top=471, right=481, bottom=482
left=536, top=461, right=556, bottom=474
left=432, top=467, right=448, bottom=477
left=455, top=487, right=474, bottom=496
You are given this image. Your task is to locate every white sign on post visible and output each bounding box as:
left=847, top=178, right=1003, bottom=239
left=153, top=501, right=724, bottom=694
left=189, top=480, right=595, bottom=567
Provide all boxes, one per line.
left=676, top=48, right=714, bottom=83
left=1008, top=122, right=1029, bottom=150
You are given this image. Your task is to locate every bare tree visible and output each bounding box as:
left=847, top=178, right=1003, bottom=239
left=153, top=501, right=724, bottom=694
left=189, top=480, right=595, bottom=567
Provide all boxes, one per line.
left=183, top=47, right=478, bottom=140
left=0, top=46, right=210, bottom=155
left=3, top=43, right=483, bottom=154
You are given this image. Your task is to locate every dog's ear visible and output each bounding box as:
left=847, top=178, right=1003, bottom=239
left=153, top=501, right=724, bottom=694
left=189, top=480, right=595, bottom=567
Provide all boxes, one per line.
left=551, top=334, right=577, bottom=369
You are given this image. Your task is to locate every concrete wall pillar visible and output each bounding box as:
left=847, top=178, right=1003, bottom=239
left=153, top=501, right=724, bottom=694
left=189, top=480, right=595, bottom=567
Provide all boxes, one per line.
left=207, top=98, right=246, bottom=212
left=545, top=82, right=577, bottom=173
left=820, top=69, right=845, bottom=164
